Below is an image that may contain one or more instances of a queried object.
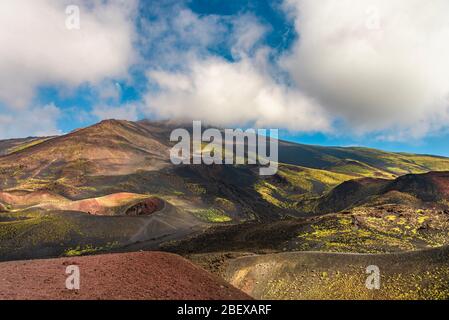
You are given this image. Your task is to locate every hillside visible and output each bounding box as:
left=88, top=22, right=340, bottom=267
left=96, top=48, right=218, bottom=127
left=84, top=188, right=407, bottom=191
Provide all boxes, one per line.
left=278, top=141, right=449, bottom=176
left=0, top=251, right=250, bottom=300
left=225, top=247, right=449, bottom=300
left=2, top=120, right=449, bottom=262
left=0, top=137, right=52, bottom=156
left=2, top=120, right=449, bottom=300
left=312, top=171, right=449, bottom=214
left=0, top=120, right=174, bottom=194
left=2, top=120, right=449, bottom=195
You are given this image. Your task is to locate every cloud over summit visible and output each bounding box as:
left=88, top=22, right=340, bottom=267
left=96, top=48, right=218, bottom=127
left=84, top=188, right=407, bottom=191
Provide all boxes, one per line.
left=1, top=0, right=449, bottom=142
left=282, top=0, right=449, bottom=138
left=141, top=0, right=449, bottom=139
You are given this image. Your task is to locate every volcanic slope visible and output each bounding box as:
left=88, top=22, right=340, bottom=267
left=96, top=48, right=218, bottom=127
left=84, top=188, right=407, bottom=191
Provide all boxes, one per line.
left=0, top=251, right=251, bottom=300
left=2, top=119, right=449, bottom=197
left=313, top=171, right=449, bottom=214
left=168, top=171, right=449, bottom=257
left=0, top=137, right=52, bottom=156
left=2, top=120, right=449, bottom=261
left=0, top=120, right=171, bottom=195
left=278, top=140, right=449, bottom=177
left=225, top=246, right=449, bottom=300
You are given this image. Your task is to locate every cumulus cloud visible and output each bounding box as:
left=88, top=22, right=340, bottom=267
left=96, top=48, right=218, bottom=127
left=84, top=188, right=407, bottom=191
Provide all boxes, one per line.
left=229, top=15, right=270, bottom=59
left=92, top=103, right=140, bottom=121
left=282, top=0, right=449, bottom=138
left=143, top=0, right=449, bottom=139
left=145, top=54, right=330, bottom=131
left=3, top=0, right=447, bottom=141
left=0, top=0, right=137, bottom=109
left=0, top=104, right=61, bottom=138
left=142, top=6, right=330, bottom=132
left=96, top=81, right=123, bottom=103
left=139, top=6, right=227, bottom=69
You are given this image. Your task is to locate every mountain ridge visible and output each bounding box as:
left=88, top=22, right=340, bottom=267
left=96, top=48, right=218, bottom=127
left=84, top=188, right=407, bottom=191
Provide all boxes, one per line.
left=2, top=119, right=449, bottom=283
left=2, top=119, right=449, bottom=177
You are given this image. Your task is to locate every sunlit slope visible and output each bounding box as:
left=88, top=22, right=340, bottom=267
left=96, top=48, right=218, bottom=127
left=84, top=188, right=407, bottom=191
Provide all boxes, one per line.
left=0, top=120, right=171, bottom=194
left=309, top=171, right=449, bottom=214
left=0, top=137, right=51, bottom=156
left=255, top=143, right=449, bottom=210
left=1, top=119, right=449, bottom=216
left=278, top=141, right=449, bottom=177
left=225, top=247, right=449, bottom=300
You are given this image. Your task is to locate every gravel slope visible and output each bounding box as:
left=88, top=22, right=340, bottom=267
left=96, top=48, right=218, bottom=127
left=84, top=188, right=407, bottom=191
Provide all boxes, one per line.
left=0, top=251, right=251, bottom=300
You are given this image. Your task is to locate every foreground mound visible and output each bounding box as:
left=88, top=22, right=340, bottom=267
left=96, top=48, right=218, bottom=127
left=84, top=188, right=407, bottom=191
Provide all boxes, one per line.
left=0, top=252, right=250, bottom=300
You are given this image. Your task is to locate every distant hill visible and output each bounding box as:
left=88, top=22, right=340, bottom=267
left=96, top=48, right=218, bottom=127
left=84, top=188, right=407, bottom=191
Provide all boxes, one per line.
left=2, top=119, right=449, bottom=181
left=313, top=171, right=449, bottom=213
left=278, top=140, right=449, bottom=177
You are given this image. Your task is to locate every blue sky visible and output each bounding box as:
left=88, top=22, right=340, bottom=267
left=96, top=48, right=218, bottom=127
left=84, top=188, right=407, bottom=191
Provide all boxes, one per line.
left=1, top=0, right=449, bottom=156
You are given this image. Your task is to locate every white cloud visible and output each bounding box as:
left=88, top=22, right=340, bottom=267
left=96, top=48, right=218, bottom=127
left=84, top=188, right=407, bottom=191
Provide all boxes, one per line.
left=282, top=0, right=449, bottom=138
left=92, top=103, right=139, bottom=121
left=143, top=0, right=449, bottom=139
left=0, top=0, right=137, bottom=109
left=97, top=81, right=122, bottom=102
left=0, top=104, right=61, bottom=138
left=145, top=54, right=331, bottom=131
left=230, top=14, right=269, bottom=59
left=139, top=7, right=227, bottom=69
left=142, top=7, right=331, bottom=132
left=3, top=0, right=446, bottom=141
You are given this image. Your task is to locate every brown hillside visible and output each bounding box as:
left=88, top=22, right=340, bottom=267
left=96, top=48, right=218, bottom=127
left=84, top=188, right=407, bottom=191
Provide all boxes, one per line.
left=315, top=171, right=449, bottom=213
left=0, top=251, right=251, bottom=300
left=385, top=171, right=449, bottom=202
left=0, top=120, right=171, bottom=189
left=316, top=177, right=389, bottom=213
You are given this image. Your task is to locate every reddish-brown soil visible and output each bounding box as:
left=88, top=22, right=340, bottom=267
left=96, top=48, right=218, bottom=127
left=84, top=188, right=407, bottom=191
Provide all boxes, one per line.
left=125, top=197, right=164, bottom=216
left=30, top=192, right=163, bottom=216
left=0, top=252, right=251, bottom=300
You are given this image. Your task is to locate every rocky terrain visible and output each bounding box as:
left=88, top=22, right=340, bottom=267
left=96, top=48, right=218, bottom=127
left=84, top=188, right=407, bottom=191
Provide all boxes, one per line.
left=2, top=119, right=449, bottom=300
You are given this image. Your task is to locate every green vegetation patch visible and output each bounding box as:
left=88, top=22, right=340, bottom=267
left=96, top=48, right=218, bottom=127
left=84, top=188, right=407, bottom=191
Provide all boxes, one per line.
left=193, top=209, right=232, bottom=223
left=255, top=181, right=290, bottom=208
left=214, top=197, right=236, bottom=212
left=8, top=138, right=50, bottom=155
left=295, top=206, right=449, bottom=253
left=64, top=242, right=119, bottom=257
left=186, top=183, right=207, bottom=195
left=0, top=211, right=81, bottom=250
left=278, top=165, right=356, bottom=194
left=262, top=266, right=449, bottom=300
